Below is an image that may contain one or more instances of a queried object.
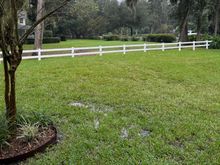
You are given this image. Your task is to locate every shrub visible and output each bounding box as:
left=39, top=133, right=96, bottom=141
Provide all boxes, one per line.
left=143, top=34, right=176, bottom=43
left=0, top=115, right=10, bottom=148
left=188, top=35, right=197, bottom=41
left=60, top=36, right=67, bottom=41
left=131, top=36, right=140, bottom=41
left=120, top=36, right=129, bottom=41
left=86, top=36, right=101, bottom=40
left=44, top=30, right=53, bottom=37
left=43, top=37, right=61, bottom=43
left=103, top=35, right=120, bottom=41
left=25, top=38, right=34, bottom=44
left=209, top=36, right=220, bottom=49
left=188, top=34, right=212, bottom=41
left=25, top=37, right=61, bottom=44
left=103, top=35, right=140, bottom=41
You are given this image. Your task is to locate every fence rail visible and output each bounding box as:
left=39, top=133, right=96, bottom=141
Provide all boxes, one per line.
left=0, top=41, right=212, bottom=62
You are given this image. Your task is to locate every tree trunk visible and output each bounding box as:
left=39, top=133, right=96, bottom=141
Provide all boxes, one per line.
left=3, top=56, right=18, bottom=133
left=3, top=57, right=10, bottom=118
left=8, top=70, right=16, bottom=132
left=130, top=26, right=133, bottom=36
left=214, top=0, right=220, bottom=36
left=179, top=9, right=189, bottom=42
left=196, top=15, right=202, bottom=41
left=34, top=0, right=45, bottom=49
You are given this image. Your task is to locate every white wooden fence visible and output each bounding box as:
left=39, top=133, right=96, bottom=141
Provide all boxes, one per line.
left=0, top=41, right=212, bottom=62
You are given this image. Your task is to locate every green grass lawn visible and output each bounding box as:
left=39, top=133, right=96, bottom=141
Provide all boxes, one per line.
left=23, top=39, right=146, bottom=50
left=1, top=49, right=220, bottom=164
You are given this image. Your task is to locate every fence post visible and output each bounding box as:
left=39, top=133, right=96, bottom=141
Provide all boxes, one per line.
left=144, top=43, right=147, bottom=52
left=71, top=47, right=75, bottom=57
left=99, top=46, right=103, bottom=56
left=178, top=42, right=181, bottom=51
left=38, top=49, right=41, bottom=61
left=193, top=41, right=196, bottom=51
left=206, top=40, right=209, bottom=49
left=162, top=43, right=165, bottom=51
left=123, top=45, right=126, bottom=55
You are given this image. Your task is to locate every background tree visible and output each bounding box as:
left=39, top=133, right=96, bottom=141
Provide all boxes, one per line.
left=125, top=0, right=138, bottom=36
left=214, top=0, right=220, bottom=36
left=193, top=0, right=207, bottom=40
left=24, top=0, right=220, bottom=42
left=34, top=0, right=45, bottom=49
left=171, top=0, right=194, bottom=41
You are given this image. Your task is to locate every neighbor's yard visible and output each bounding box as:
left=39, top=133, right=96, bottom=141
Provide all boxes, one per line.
left=0, top=49, right=220, bottom=164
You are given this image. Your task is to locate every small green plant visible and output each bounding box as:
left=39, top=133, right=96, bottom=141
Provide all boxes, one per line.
left=17, top=112, right=53, bottom=127
left=0, top=115, right=10, bottom=149
left=17, top=116, right=39, bottom=142
left=32, top=112, right=53, bottom=126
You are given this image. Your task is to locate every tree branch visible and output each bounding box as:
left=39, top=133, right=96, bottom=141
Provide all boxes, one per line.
left=19, top=0, right=71, bottom=44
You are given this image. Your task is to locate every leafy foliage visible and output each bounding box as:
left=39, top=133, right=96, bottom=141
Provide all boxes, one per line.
left=25, top=37, right=61, bottom=44
left=143, top=34, right=176, bottom=43
left=210, top=36, right=220, bottom=49
left=103, top=35, right=120, bottom=41
left=17, top=112, right=53, bottom=127
left=0, top=115, right=10, bottom=148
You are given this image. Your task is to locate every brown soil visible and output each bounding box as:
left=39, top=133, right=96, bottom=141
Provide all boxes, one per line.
left=0, top=126, right=56, bottom=160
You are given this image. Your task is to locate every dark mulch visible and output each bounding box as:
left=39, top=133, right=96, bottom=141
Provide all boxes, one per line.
left=0, top=126, right=56, bottom=161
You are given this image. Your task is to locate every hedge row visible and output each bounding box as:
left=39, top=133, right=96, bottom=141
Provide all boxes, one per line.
left=143, top=34, right=176, bottom=43
left=25, top=37, right=61, bottom=44
left=188, top=34, right=212, bottom=41
left=103, top=34, right=176, bottom=43
left=187, top=34, right=220, bottom=49
left=103, top=35, right=140, bottom=41
left=103, top=35, right=120, bottom=41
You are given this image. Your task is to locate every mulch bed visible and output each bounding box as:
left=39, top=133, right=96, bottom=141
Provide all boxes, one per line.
left=0, top=126, right=57, bottom=164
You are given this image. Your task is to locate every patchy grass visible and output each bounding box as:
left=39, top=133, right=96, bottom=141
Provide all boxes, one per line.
left=23, top=39, right=146, bottom=50
left=0, top=49, right=220, bottom=164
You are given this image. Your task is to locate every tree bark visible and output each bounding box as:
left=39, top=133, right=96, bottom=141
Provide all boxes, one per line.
left=3, top=57, right=10, bottom=119
left=214, top=0, right=220, bottom=36
left=130, top=26, right=133, bottom=36
left=196, top=15, right=202, bottom=41
left=8, top=69, right=17, bottom=132
left=179, top=9, right=189, bottom=42
left=34, top=0, right=45, bottom=49
left=3, top=55, right=19, bottom=133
